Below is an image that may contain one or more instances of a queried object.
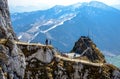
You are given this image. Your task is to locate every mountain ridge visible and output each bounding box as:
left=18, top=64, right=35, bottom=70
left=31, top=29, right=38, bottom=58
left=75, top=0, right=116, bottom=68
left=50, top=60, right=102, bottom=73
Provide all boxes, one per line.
left=11, top=1, right=120, bottom=55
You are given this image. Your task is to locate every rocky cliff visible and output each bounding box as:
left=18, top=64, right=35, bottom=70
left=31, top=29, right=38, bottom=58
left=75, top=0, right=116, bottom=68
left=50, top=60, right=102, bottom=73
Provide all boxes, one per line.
left=72, top=36, right=106, bottom=63
left=0, top=0, right=120, bottom=79
left=19, top=36, right=120, bottom=79
left=0, top=0, right=26, bottom=79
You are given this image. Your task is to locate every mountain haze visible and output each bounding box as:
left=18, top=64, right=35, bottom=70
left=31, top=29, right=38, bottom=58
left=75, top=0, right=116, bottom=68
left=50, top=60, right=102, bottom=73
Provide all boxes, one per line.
left=11, top=1, right=120, bottom=54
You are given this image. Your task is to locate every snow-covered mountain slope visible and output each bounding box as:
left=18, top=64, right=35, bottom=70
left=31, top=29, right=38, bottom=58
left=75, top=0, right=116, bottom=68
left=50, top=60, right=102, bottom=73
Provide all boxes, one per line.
left=11, top=1, right=120, bottom=54
left=18, top=13, right=76, bottom=43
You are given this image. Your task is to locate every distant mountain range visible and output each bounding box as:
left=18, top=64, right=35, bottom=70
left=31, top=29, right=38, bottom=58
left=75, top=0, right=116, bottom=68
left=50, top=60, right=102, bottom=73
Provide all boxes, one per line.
left=9, top=5, right=49, bottom=13
left=11, top=1, right=120, bottom=55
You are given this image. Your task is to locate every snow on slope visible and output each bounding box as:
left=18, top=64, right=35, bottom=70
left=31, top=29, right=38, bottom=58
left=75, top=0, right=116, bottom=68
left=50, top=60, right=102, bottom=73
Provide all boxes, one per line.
left=41, top=14, right=76, bottom=33
left=18, top=13, right=76, bottom=42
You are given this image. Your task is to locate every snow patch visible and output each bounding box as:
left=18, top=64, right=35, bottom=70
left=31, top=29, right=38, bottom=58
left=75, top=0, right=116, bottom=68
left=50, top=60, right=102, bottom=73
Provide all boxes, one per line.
left=41, top=21, right=64, bottom=33
left=65, top=53, right=81, bottom=58
left=18, top=35, right=22, bottom=39
left=28, top=31, right=40, bottom=43
left=18, top=13, right=76, bottom=42
left=42, top=20, right=54, bottom=25
left=73, top=3, right=82, bottom=8
left=41, top=14, right=76, bottom=33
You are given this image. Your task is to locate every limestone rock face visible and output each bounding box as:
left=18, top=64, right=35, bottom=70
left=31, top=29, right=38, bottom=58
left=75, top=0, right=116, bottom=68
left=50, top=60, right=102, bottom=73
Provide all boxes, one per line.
left=72, top=36, right=106, bottom=63
left=18, top=45, right=55, bottom=79
left=0, top=0, right=17, bottom=39
left=19, top=43, right=120, bottom=79
left=0, top=0, right=26, bottom=79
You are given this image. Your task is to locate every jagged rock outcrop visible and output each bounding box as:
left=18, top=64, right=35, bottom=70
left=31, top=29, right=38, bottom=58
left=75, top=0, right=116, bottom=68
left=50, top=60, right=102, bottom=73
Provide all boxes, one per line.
left=17, top=45, right=55, bottom=79
left=72, top=36, right=106, bottom=63
left=17, top=38, right=120, bottom=79
left=0, top=0, right=17, bottom=39
left=0, top=0, right=26, bottom=79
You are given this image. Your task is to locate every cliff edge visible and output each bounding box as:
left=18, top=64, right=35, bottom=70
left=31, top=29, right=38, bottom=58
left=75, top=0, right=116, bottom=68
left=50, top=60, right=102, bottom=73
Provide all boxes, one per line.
left=72, top=36, right=106, bottom=63
left=0, top=0, right=26, bottom=79
left=19, top=37, right=120, bottom=79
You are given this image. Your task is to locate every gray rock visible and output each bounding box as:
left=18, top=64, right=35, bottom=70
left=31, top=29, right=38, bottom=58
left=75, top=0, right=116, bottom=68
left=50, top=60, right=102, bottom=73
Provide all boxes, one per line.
left=0, top=0, right=26, bottom=79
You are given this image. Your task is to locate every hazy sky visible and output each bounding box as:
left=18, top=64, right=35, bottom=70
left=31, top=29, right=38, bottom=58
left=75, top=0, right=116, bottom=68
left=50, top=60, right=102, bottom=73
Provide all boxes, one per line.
left=8, top=0, right=120, bottom=6
left=8, top=0, right=120, bottom=12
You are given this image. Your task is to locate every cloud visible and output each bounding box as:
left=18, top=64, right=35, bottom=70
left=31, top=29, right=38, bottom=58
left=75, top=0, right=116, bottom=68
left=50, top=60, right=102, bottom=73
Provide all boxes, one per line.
left=8, top=0, right=120, bottom=6
left=8, top=0, right=91, bottom=7
left=8, top=0, right=120, bottom=10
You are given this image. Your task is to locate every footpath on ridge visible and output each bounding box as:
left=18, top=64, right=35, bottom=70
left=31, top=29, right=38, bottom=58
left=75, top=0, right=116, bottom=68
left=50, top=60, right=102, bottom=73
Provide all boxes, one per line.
left=0, top=38, right=104, bottom=67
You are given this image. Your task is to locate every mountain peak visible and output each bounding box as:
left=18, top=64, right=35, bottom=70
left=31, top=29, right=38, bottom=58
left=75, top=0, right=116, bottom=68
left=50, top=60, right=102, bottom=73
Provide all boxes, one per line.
left=70, top=1, right=111, bottom=10
left=51, top=5, right=65, bottom=10
left=88, top=1, right=110, bottom=9
left=72, top=36, right=106, bottom=63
